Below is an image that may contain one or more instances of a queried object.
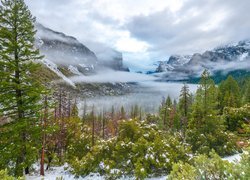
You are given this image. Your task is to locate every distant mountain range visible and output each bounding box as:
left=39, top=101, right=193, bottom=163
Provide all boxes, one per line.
left=35, top=23, right=129, bottom=87
left=155, top=40, right=250, bottom=83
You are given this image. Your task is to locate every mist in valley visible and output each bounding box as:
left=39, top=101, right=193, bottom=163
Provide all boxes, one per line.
left=79, top=80, right=198, bottom=114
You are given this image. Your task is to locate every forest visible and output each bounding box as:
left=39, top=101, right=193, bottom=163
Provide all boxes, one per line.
left=0, top=0, right=250, bottom=179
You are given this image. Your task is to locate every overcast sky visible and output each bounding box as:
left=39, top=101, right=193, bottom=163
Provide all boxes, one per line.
left=24, top=0, right=250, bottom=71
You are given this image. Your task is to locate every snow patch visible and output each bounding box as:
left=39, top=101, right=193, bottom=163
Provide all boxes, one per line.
left=41, top=59, right=76, bottom=87
left=222, top=153, right=241, bottom=163
left=239, top=52, right=248, bottom=61
left=68, top=65, right=83, bottom=76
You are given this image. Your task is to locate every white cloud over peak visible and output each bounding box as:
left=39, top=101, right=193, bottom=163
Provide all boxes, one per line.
left=25, top=0, right=250, bottom=71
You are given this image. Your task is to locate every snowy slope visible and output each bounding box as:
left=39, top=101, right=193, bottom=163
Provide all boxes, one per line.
left=41, top=59, right=76, bottom=87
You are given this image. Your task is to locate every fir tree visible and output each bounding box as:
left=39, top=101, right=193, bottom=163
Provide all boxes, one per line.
left=179, top=83, right=191, bottom=134
left=218, top=75, right=241, bottom=111
left=159, top=95, right=172, bottom=130
left=191, top=70, right=218, bottom=128
left=0, top=0, right=44, bottom=176
left=120, top=106, right=126, bottom=120
left=242, top=79, right=250, bottom=104
left=187, top=70, right=234, bottom=155
left=71, top=99, right=79, bottom=118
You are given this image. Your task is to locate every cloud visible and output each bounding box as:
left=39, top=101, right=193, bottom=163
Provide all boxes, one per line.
left=210, top=59, right=250, bottom=74
left=127, top=0, right=250, bottom=55
left=24, top=0, right=250, bottom=71
left=70, top=70, right=157, bottom=83
left=80, top=81, right=198, bottom=113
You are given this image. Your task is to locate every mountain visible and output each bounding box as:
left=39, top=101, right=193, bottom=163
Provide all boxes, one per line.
left=156, top=55, right=192, bottom=72
left=96, top=48, right=129, bottom=71
left=35, top=23, right=128, bottom=87
left=36, top=23, right=98, bottom=75
left=155, top=40, right=250, bottom=82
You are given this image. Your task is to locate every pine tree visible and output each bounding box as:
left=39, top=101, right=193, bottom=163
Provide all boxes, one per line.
left=187, top=70, right=233, bottom=155
left=71, top=99, right=79, bottom=118
left=179, top=83, right=191, bottom=134
left=40, top=95, right=48, bottom=176
left=0, top=0, right=44, bottom=176
left=82, top=100, right=87, bottom=120
left=159, top=95, right=172, bottom=130
left=179, top=84, right=191, bottom=118
left=242, top=79, right=250, bottom=104
left=120, top=106, right=126, bottom=120
left=218, top=75, right=241, bottom=111
left=90, top=106, right=95, bottom=146
left=191, top=70, right=218, bottom=128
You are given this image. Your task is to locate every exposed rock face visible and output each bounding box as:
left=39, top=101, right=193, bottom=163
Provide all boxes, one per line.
left=36, top=23, right=98, bottom=74
left=35, top=23, right=129, bottom=78
left=156, top=55, right=191, bottom=72
left=155, top=40, right=250, bottom=81
left=96, top=48, right=129, bottom=72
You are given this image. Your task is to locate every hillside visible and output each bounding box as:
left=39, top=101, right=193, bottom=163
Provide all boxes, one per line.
left=33, top=24, right=131, bottom=96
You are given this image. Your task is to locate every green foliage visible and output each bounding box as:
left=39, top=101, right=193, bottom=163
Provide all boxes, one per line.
left=223, top=104, right=250, bottom=132
left=170, top=149, right=250, bottom=180
left=0, top=0, right=45, bottom=176
left=66, top=121, right=92, bottom=160
left=187, top=70, right=237, bottom=156
left=241, top=78, right=250, bottom=104
left=70, top=119, right=191, bottom=179
left=169, top=161, right=198, bottom=180
left=0, top=169, right=23, bottom=180
left=179, top=83, right=192, bottom=118
left=159, top=95, right=178, bottom=130
left=234, top=148, right=250, bottom=178
left=31, top=64, right=60, bottom=83
left=219, top=75, right=241, bottom=111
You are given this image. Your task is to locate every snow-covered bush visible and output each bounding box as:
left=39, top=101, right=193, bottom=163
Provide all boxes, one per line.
left=69, top=119, right=191, bottom=179
left=0, top=169, right=23, bottom=180
left=223, top=104, right=250, bottom=132
left=186, top=119, right=238, bottom=156
left=169, top=148, right=250, bottom=179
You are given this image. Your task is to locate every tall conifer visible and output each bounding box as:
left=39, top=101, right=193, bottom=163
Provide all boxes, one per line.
left=0, top=0, right=44, bottom=176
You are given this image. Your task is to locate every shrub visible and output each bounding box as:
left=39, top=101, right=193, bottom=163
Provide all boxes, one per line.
left=169, top=149, right=250, bottom=180
left=70, top=119, right=191, bottom=179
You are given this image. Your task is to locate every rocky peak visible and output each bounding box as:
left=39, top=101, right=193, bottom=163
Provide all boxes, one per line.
left=35, top=23, right=98, bottom=74
left=155, top=39, right=250, bottom=81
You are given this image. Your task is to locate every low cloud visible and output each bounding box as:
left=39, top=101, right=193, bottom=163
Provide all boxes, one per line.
left=70, top=70, right=157, bottom=83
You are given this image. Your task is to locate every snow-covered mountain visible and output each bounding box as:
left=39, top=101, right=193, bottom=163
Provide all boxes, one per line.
left=36, top=23, right=98, bottom=75
left=35, top=23, right=128, bottom=86
left=155, top=40, right=250, bottom=81
left=156, top=55, right=192, bottom=72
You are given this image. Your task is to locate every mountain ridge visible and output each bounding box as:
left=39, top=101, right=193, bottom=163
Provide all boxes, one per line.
left=155, top=40, right=250, bottom=82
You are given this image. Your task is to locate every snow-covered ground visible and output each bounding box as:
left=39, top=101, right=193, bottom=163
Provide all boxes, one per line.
left=222, top=153, right=241, bottom=163
left=25, top=164, right=167, bottom=180
left=25, top=153, right=241, bottom=180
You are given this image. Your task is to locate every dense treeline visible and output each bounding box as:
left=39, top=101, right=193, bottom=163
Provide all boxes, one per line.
left=0, top=0, right=250, bottom=179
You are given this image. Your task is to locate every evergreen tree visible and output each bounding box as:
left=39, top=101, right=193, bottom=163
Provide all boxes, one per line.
left=178, top=83, right=191, bottom=134
left=242, top=79, right=250, bottom=104
left=71, top=99, right=79, bottom=118
left=218, top=75, right=241, bottom=111
left=0, top=0, right=44, bottom=176
left=120, top=106, right=126, bottom=120
left=187, top=70, right=234, bottom=155
left=191, top=70, right=218, bottom=128
left=159, top=95, right=172, bottom=130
